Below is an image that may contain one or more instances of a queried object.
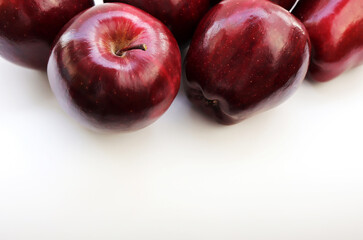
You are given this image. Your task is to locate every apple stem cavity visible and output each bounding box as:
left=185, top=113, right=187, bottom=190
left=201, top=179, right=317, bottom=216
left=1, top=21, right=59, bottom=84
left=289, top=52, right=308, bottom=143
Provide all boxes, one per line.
left=115, top=44, right=147, bottom=57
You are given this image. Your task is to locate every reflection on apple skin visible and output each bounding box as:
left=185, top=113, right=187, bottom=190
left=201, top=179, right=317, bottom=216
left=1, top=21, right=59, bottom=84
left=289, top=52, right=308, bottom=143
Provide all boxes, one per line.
left=104, top=0, right=210, bottom=47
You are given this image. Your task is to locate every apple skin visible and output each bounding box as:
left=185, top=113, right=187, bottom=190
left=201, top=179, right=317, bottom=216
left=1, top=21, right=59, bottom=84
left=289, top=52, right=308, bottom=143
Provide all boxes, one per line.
left=211, top=0, right=297, bottom=10
left=293, top=0, right=363, bottom=82
left=104, top=0, right=210, bottom=46
left=185, top=0, right=310, bottom=125
left=48, top=3, right=181, bottom=132
left=0, top=0, right=94, bottom=71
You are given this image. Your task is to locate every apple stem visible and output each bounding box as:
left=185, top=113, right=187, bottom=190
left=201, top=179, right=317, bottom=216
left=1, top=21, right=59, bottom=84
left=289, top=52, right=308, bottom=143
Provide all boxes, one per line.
left=115, top=44, right=147, bottom=57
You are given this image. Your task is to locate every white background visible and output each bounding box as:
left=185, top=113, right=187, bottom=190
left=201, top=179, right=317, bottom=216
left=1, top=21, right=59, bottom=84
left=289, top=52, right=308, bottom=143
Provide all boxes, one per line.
left=1, top=0, right=363, bottom=239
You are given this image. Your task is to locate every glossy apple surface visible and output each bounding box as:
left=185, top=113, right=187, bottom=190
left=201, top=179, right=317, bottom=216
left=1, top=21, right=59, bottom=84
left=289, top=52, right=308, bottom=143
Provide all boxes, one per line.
left=211, top=0, right=297, bottom=10
left=293, top=0, right=363, bottom=82
left=48, top=3, right=181, bottom=132
left=104, top=0, right=210, bottom=46
left=185, top=0, right=310, bottom=124
left=0, top=0, right=94, bottom=70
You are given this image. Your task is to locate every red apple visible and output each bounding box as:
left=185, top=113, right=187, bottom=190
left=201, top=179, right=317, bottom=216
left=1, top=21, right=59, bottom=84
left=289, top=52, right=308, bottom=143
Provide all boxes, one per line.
left=48, top=3, right=181, bottom=132
left=185, top=0, right=310, bottom=124
left=104, top=0, right=210, bottom=46
left=293, top=0, right=363, bottom=82
left=0, top=0, right=94, bottom=71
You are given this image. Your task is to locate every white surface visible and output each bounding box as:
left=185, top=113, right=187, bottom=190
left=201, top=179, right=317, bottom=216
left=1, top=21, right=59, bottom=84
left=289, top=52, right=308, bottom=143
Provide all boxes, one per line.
left=1, top=57, right=363, bottom=240
left=1, top=2, right=363, bottom=236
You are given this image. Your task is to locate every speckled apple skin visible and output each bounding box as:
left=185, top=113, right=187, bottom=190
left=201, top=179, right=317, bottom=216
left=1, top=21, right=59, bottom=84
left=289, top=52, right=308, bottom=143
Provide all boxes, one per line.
left=104, top=0, right=210, bottom=46
left=293, top=0, right=363, bottom=82
left=0, top=0, right=94, bottom=70
left=185, top=0, right=311, bottom=125
left=48, top=3, right=181, bottom=132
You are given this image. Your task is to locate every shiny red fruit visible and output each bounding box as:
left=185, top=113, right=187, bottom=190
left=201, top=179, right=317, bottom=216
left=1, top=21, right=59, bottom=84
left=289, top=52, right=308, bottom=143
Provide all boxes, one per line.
left=293, top=0, right=363, bottom=82
left=48, top=3, right=181, bottom=132
left=0, top=0, right=94, bottom=70
left=104, top=0, right=210, bottom=46
left=185, top=0, right=311, bottom=124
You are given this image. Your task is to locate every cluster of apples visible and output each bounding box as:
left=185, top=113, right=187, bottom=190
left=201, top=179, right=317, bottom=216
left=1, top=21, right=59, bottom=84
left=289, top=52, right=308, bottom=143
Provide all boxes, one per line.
left=0, top=0, right=362, bottom=132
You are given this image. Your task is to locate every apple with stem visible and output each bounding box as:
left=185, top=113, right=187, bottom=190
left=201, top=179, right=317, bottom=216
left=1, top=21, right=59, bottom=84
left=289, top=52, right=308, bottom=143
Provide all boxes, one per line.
left=0, top=0, right=94, bottom=70
left=104, top=0, right=210, bottom=46
left=48, top=3, right=181, bottom=131
left=293, top=0, right=363, bottom=82
left=185, top=0, right=310, bottom=124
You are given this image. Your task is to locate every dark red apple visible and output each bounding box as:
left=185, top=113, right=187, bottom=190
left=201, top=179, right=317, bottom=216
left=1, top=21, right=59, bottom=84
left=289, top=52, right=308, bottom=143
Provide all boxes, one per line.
left=185, top=0, right=310, bottom=124
left=293, top=0, right=363, bottom=82
left=48, top=3, right=181, bottom=132
left=0, top=0, right=94, bottom=71
left=104, top=0, right=210, bottom=46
